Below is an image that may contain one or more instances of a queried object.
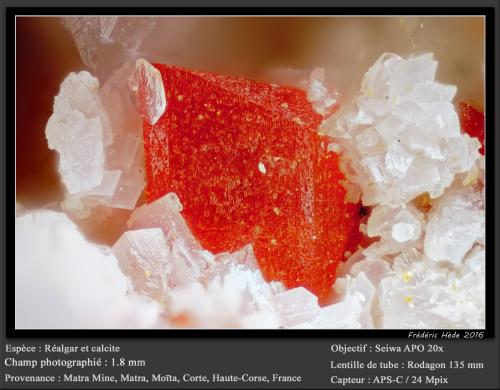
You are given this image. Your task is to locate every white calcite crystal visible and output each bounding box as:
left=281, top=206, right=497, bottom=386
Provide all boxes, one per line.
left=424, top=188, right=484, bottom=264
left=45, top=71, right=109, bottom=194
left=344, top=181, right=485, bottom=329
left=112, top=228, right=172, bottom=300
left=114, top=193, right=205, bottom=298
left=47, top=63, right=146, bottom=218
left=167, top=264, right=282, bottom=328
left=127, top=192, right=201, bottom=250
left=272, top=287, right=321, bottom=328
left=15, top=211, right=161, bottom=329
left=367, top=204, right=423, bottom=243
left=270, top=272, right=378, bottom=329
left=129, top=58, right=167, bottom=125
left=320, top=53, right=481, bottom=206
left=305, top=68, right=338, bottom=116
left=378, top=247, right=485, bottom=328
left=332, top=240, right=485, bottom=329
left=328, top=271, right=376, bottom=328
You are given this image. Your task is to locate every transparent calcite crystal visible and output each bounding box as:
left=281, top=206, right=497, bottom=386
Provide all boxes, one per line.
left=100, top=63, right=146, bottom=210
left=45, top=71, right=109, bottom=194
left=272, top=287, right=321, bottom=328
left=127, top=192, right=201, bottom=251
left=208, top=244, right=259, bottom=277
left=129, top=58, right=167, bottom=124
left=113, top=229, right=201, bottom=302
left=424, top=188, right=484, bottom=264
left=167, top=264, right=283, bottom=328
left=305, top=68, right=338, bottom=116
left=328, top=271, right=376, bottom=328
left=62, top=17, right=156, bottom=77
left=113, top=192, right=286, bottom=328
left=378, top=247, right=485, bottom=328
left=114, top=193, right=207, bottom=296
left=46, top=64, right=145, bottom=218
left=334, top=257, right=391, bottom=328
left=15, top=211, right=161, bottom=329
left=320, top=53, right=481, bottom=206
left=271, top=274, right=377, bottom=329
left=367, top=204, right=423, bottom=243
left=112, top=228, right=172, bottom=300
left=333, top=237, right=485, bottom=329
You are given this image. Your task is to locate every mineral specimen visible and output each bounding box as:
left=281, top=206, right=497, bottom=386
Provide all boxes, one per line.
left=318, top=52, right=485, bottom=328
left=46, top=63, right=146, bottom=220
left=62, top=17, right=156, bottom=77
left=377, top=245, right=485, bottom=328
left=33, top=28, right=485, bottom=329
left=320, top=53, right=481, bottom=206
left=459, top=102, right=485, bottom=155
left=424, top=188, right=484, bottom=264
left=15, top=211, right=161, bottom=329
left=367, top=204, right=423, bottom=243
left=133, top=61, right=362, bottom=298
left=45, top=71, right=109, bottom=194
left=129, top=59, right=166, bottom=125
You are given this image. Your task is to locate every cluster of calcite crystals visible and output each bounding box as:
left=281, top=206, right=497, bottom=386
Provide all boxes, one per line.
left=334, top=241, right=485, bottom=328
left=22, top=45, right=484, bottom=328
left=321, top=53, right=481, bottom=206
left=16, top=202, right=373, bottom=328
left=322, top=53, right=485, bottom=328
left=15, top=211, right=161, bottom=329
left=304, top=68, right=338, bottom=116
left=45, top=63, right=147, bottom=217
left=45, top=71, right=109, bottom=194
left=62, top=17, right=157, bottom=77
left=111, top=192, right=374, bottom=328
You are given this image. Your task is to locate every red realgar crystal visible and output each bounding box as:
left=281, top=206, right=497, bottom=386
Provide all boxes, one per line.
left=142, top=64, right=361, bottom=298
left=459, top=102, right=485, bottom=155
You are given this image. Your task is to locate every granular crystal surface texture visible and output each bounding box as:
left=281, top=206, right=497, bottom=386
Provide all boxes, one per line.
left=459, top=102, right=485, bottom=155
left=139, top=63, right=361, bottom=298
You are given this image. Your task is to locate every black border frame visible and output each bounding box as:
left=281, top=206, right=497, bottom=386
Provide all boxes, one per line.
left=6, top=6, right=496, bottom=339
